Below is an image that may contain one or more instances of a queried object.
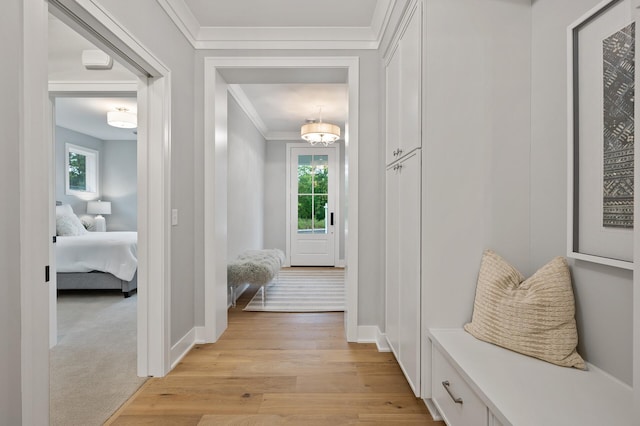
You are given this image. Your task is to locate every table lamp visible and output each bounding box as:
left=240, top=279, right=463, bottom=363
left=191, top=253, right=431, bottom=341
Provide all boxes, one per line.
left=87, top=200, right=111, bottom=232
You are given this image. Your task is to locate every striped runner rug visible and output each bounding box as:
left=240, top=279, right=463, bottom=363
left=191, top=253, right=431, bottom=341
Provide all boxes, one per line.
left=243, top=267, right=345, bottom=312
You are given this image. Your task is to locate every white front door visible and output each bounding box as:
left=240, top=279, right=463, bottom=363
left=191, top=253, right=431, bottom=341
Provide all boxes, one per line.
left=290, top=146, right=337, bottom=266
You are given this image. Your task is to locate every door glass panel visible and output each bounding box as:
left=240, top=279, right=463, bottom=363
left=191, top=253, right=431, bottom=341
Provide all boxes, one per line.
left=297, top=154, right=330, bottom=234
left=314, top=195, right=328, bottom=234
left=298, top=195, right=313, bottom=233
left=298, top=155, right=313, bottom=194
left=313, top=155, right=328, bottom=195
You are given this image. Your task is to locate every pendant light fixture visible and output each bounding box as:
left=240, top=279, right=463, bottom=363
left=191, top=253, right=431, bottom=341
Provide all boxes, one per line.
left=107, top=107, right=137, bottom=129
left=301, top=107, right=340, bottom=146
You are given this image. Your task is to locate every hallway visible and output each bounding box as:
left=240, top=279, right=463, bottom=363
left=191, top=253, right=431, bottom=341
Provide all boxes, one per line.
left=106, top=285, right=443, bottom=425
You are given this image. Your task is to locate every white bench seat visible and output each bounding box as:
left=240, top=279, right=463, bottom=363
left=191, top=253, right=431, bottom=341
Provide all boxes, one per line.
left=428, top=328, right=633, bottom=426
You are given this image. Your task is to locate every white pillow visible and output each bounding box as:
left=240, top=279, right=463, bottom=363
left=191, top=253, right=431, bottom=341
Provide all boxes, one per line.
left=55, top=204, right=87, bottom=236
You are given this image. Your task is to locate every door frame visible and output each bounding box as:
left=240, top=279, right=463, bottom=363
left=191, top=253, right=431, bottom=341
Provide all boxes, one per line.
left=203, top=56, right=359, bottom=343
left=286, top=143, right=340, bottom=267
left=22, top=0, right=172, bottom=421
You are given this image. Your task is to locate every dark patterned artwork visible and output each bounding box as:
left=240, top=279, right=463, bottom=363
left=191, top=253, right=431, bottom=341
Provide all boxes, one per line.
left=603, top=22, right=635, bottom=228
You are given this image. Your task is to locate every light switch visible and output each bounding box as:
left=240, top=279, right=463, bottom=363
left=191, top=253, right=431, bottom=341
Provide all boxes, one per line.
left=171, top=209, right=178, bottom=226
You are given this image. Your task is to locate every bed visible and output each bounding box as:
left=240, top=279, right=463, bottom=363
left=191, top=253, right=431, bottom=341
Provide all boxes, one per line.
left=55, top=204, right=138, bottom=297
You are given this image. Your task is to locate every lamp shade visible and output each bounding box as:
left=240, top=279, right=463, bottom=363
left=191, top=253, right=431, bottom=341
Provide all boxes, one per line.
left=87, top=200, right=111, bottom=215
left=107, top=108, right=137, bottom=129
left=301, top=121, right=341, bottom=145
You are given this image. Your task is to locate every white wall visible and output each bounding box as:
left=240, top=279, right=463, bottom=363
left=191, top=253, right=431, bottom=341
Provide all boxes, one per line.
left=422, top=0, right=532, bottom=328
left=531, top=0, right=633, bottom=384
left=227, top=96, right=266, bottom=260
left=102, top=139, right=137, bottom=231
left=93, top=0, right=197, bottom=346
left=1, top=1, right=23, bottom=423
left=264, top=140, right=346, bottom=260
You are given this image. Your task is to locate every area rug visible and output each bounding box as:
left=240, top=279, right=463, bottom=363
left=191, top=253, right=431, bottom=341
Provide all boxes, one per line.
left=243, top=267, right=345, bottom=312
left=50, top=292, right=147, bottom=426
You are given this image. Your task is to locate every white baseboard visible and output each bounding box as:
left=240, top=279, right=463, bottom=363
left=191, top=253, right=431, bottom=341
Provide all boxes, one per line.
left=424, top=398, right=442, bottom=421
left=170, top=328, right=197, bottom=370
left=357, top=326, right=391, bottom=352
left=195, top=326, right=207, bottom=343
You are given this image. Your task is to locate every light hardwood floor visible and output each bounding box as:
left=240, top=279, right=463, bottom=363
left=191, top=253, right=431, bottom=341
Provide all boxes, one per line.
left=106, top=285, right=444, bottom=425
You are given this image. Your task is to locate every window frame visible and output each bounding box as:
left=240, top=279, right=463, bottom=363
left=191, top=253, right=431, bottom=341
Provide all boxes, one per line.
left=65, top=143, right=99, bottom=197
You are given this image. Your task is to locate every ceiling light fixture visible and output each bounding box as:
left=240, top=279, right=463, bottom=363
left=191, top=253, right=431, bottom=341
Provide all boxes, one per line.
left=107, top=107, right=137, bottom=129
left=301, top=107, right=340, bottom=146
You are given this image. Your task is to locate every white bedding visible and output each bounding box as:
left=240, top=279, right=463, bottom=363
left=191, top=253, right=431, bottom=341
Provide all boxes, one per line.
left=56, top=231, right=137, bottom=281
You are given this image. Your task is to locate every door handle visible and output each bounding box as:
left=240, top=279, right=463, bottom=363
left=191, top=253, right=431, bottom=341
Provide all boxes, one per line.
left=330, top=212, right=334, bottom=226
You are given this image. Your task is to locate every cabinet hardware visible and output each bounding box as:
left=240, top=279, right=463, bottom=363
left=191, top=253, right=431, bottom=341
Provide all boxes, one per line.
left=397, top=149, right=403, bottom=156
left=442, top=381, right=463, bottom=404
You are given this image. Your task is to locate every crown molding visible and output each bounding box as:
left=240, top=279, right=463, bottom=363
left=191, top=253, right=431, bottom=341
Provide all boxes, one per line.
left=227, top=84, right=269, bottom=140
left=158, top=0, right=397, bottom=50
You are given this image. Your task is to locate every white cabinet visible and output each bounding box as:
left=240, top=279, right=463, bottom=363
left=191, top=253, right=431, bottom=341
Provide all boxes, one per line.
left=385, top=151, right=421, bottom=396
left=385, top=1, right=422, bottom=165
left=385, top=0, right=423, bottom=397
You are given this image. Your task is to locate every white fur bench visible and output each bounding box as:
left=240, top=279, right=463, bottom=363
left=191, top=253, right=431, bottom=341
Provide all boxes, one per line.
left=227, top=249, right=285, bottom=307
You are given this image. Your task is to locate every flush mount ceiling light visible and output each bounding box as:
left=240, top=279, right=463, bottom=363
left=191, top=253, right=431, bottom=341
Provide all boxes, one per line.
left=301, top=107, right=340, bottom=146
left=107, top=107, right=137, bottom=129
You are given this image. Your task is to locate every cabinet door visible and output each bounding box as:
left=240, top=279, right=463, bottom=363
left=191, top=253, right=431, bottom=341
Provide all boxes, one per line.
left=398, top=152, right=421, bottom=396
left=385, top=47, right=401, bottom=165
left=399, top=2, right=422, bottom=156
left=385, top=165, right=400, bottom=355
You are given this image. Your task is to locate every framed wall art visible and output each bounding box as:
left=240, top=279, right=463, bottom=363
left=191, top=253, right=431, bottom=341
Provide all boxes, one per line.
left=568, top=0, right=636, bottom=270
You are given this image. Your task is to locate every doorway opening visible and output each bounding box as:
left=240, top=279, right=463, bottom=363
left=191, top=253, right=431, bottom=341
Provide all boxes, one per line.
left=203, top=57, right=360, bottom=343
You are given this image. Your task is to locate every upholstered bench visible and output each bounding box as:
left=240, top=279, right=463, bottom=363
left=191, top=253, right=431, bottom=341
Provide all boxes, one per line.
left=227, top=249, right=285, bottom=307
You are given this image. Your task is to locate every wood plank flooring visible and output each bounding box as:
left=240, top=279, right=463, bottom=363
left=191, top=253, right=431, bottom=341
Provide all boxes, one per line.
left=106, top=285, right=444, bottom=425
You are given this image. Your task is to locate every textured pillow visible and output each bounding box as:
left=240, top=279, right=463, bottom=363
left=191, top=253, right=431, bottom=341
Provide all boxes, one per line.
left=464, top=250, right=585, bottom=369
left=55, top=205, right=88, bottom=236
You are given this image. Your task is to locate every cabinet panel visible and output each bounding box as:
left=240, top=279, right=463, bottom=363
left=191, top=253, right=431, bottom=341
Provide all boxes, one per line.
left=399, top=3, right=422, bottom=157
left=385, top=1, right=422, bottom=166
left=385, top=48, right=401, bottom=165
left=397, top=153, right=421, bottom=396
left=385, top=165, right=400, bottom=355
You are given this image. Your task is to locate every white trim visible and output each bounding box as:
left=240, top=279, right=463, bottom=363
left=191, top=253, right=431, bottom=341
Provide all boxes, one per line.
left=194, top=326, right=208, bottom=343
left=424, top=398, right=443, bottom=422
left=170, top=328, right=196, bottom=370
left=48, top=80, right=138, bottom=93
left=203, top=56, right=359, bottom=343
left=157, top=0, right=397, bottom=50
left=21, top=1, right=52, bottom=422
left=203, top=60, right=230, bottom=343
left=227, top=84, right=269, bottom=139
left=356, top=326, right=391, bottom=352
left=336, top=259, right=346, bottom=268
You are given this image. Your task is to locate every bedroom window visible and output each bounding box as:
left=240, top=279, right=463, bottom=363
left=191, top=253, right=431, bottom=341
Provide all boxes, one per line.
left=65, top=143, right=99, bottom=196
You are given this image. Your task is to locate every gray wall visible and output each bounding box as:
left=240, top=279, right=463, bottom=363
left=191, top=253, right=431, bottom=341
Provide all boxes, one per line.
left=422, top=0, right=532, bottom=329
left=102, top=140, right=137, bottom=231
left=264, top=140, right=346, bottom=261
left=55, top=126, right=137, bottom=231
left=227, top=95, right=266, bottom=260
left=91, top=0, right=197, bottom=346
left=1, top=0, right=23, bottom=423
left=531, top=0, right=633, bottom=384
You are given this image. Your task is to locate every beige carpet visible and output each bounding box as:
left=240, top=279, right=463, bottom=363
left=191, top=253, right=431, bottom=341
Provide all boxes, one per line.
left=50, top=292, right=146, bottom=426
left=244, top=267, right=345, bottom=312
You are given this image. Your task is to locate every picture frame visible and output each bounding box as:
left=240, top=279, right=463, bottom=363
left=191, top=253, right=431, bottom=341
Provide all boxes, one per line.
left=567, top=0, right=635, bottom=270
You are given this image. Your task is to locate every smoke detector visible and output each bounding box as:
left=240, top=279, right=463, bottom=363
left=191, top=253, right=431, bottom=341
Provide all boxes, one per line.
left=81, top=50, right=113, bottom=70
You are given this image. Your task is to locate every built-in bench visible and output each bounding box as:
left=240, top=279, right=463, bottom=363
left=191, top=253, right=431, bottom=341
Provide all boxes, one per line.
left=227, top=249, right=284, bottom=307
left=428, top=329, right=633, bottom=426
